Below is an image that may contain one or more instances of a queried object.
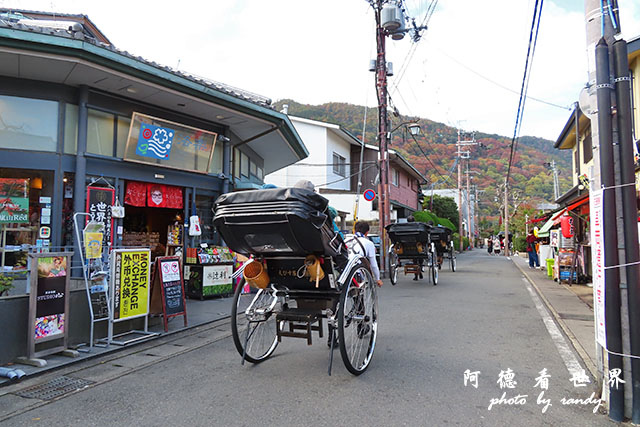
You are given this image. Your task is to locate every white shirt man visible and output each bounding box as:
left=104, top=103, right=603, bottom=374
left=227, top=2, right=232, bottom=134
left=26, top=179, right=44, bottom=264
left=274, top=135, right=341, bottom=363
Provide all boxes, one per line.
left=345, top=221, right=383, bottom=286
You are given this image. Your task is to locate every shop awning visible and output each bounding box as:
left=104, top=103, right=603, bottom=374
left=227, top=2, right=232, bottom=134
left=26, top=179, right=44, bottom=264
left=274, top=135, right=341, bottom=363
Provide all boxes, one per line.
left=526, top=216, right=548, bottom=225
left=537, top=214, right=561, bottom=238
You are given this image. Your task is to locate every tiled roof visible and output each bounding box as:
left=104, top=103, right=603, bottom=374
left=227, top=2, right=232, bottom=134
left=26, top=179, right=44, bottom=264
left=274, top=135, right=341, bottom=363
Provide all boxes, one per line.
left=0, top=11, right=274, bottom=109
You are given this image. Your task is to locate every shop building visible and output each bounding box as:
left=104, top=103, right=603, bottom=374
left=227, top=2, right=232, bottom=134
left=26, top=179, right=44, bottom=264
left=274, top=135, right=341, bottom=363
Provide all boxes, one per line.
left=0, top=10, right=307, bottom=364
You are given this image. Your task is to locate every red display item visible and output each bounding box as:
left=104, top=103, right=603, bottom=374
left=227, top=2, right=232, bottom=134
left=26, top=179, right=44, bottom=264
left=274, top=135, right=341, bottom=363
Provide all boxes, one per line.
left=164, top=185, right=184, bottom=209
left=124, top=181, right=147, bottom=207
left=147, top=183, right=168, bottom=208
left=561, top=214, right=574, bottom=238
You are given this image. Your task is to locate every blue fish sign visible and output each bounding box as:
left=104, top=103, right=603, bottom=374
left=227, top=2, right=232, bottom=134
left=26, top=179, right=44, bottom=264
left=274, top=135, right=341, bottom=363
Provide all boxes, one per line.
left=136, top=123, right=175, bottom=159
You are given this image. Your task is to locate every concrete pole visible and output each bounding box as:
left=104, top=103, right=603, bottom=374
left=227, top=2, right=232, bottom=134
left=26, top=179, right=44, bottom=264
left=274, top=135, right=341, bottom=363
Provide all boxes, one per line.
left=584, top=0, right=623, bottom=420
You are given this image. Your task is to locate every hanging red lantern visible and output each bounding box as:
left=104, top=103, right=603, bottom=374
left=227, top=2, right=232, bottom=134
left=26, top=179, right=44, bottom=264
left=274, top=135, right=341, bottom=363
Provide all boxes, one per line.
left=561, top=214, right=574, bottom=238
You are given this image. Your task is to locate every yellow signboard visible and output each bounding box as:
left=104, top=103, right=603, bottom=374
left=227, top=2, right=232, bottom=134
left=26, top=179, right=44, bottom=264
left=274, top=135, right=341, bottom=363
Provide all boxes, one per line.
left=113, top=249, right=150, bottom=321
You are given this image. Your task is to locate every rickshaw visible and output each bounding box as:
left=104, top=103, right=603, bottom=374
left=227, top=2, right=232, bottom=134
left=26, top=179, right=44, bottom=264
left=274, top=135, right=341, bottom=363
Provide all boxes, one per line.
left=213, top=187, right=378, bottom=376
left=386, top=222, right=438, bottom=286
left=430, top=225, right=456, bottom=272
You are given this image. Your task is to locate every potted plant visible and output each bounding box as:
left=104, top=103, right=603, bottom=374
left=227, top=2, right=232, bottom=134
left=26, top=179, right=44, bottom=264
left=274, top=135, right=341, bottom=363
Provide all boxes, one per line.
left=0, top=274, right=14, bottom=296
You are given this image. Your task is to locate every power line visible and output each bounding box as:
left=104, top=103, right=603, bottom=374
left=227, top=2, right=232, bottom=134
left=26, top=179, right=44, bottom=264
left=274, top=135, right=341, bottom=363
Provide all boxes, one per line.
left=506, top=0, right=544, bottom=183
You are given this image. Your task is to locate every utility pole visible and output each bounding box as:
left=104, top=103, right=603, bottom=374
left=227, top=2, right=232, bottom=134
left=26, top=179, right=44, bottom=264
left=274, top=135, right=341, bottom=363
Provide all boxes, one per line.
left=503, top=179, right=509, bottom=256
left=455, top=129, right=478, bottom=250
left=374, top=2, right=390, bottom=276
left=370, top=0, right=427, bottom=275
left=466, top=161, right=472, bottom=248
left=544, top=160, right=560, bottom=200
left=584, top=0, right=623, bottom=421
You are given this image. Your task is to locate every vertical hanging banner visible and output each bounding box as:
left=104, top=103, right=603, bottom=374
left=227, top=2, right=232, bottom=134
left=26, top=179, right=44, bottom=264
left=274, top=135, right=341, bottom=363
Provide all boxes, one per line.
left=589, top=189, right=606, bottom=347
left=86, top=186, right=115, bottom=248
left=111, top=249, right=150, bottom=321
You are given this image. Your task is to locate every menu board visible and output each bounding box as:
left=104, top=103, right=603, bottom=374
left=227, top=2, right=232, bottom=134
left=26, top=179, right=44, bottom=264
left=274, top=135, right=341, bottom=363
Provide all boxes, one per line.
left=154, top=256, right=187, bottom=331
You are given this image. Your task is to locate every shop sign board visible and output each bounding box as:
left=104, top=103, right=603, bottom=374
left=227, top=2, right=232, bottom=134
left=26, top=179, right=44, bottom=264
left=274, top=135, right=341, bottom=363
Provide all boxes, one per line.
left=86, top=186, right=115, bottom=248
left=153, top=256, right=187, bottom=332
left=112, top=249, right=150, bottom=322
left=27, top=252, right=72, bottom=359
left=123, top=112, right=218, bottom=174
left=589, top=189, right=606, bottom=347
left=136, top=123, right=175, bottom=159
left=0, top=178, right=29, bottom=223
left=550, top=230, right=559, bottom=248
left=203, top=264, right=233, bottom=296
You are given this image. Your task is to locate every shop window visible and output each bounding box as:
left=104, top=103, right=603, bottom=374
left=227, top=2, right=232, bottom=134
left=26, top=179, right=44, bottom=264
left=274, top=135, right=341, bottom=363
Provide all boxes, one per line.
left=0, top=95, right=57, bottom=152
left=61, top=173, right=75, bottom=249
left=64, top=104, right=78, bottom=154
left=257, top=166, right=264, bottom=180
left=0, top=169, right=54, bottom=297
left=87, top=109, right=115, bottom=156
left=195, top=194, right=218, bottom=246
left=241, top=152, right=249, bottom=177
left=209, top=140, right=223, bottom=175
left=233, top=148, right=240, bottom=178
left=116, top=115, right=131, bottom=158
left=250, top=160, right=257, bottom=177
left=333, top=153, right=346, bottom=177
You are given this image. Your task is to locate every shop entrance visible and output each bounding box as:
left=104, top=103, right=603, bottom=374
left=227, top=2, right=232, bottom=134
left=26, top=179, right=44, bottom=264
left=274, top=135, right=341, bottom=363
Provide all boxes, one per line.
left=122, top=181, right=185, bottom=259
left=122, top=206, right=183, bottom=258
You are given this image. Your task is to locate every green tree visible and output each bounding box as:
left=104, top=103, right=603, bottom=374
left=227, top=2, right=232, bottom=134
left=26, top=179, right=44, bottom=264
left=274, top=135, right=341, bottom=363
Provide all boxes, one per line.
left=424, top=194, right=459, bottom=229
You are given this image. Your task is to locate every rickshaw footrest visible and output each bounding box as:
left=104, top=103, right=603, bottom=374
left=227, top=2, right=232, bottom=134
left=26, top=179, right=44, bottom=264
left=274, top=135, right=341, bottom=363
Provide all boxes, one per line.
left=276, top=309, right=323, bottom=345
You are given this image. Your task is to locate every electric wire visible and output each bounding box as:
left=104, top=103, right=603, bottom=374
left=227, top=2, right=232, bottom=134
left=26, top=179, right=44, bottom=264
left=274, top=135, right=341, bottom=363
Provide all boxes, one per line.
left=506, top=0, right=544, bottom=184
left=317, top=164, right=377, bottom=187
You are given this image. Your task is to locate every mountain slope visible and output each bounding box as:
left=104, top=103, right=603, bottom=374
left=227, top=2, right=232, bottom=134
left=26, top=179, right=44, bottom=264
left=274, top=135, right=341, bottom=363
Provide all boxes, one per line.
left=275, top=99, right=572, bottom=218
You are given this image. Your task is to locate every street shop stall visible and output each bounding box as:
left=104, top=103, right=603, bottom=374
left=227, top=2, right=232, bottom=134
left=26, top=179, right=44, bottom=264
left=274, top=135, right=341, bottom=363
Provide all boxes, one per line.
left=184, top=246, right=235, bottom=299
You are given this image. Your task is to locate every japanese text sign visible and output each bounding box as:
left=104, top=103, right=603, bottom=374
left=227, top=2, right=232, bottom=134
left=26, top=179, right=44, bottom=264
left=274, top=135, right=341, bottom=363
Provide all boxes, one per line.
left=112, top=249, right=150, bottom=321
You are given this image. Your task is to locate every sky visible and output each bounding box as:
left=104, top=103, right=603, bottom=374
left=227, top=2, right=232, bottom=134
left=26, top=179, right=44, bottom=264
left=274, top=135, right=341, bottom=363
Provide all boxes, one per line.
left=2, top=0, right=640, bottom=142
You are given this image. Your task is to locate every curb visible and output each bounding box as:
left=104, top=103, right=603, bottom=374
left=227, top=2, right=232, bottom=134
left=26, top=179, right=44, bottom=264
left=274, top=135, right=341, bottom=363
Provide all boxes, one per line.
left=511, top=258, right=599, bottom=381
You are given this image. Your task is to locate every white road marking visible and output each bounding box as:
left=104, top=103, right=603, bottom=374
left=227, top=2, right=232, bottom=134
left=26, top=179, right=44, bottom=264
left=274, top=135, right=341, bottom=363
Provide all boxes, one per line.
left=522, top=277, right=584, bottom=378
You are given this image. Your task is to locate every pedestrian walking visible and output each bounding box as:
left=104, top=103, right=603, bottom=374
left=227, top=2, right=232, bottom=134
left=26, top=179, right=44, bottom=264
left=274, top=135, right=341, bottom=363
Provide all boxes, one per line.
left=487, top=236, right=493, bottom=255
left=493, top=236, right=501, bottom=255
left=526, top=229, right=540, bottom=268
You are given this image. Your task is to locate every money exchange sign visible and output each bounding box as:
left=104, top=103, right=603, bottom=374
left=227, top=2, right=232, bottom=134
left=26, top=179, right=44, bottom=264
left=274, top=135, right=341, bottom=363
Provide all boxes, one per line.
left=113, top=249, right=150, bottom=321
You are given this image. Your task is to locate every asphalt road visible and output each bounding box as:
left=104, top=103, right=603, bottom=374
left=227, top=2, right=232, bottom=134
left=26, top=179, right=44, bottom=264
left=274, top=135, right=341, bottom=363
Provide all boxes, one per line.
left=0, top=250, right=615, bottom=426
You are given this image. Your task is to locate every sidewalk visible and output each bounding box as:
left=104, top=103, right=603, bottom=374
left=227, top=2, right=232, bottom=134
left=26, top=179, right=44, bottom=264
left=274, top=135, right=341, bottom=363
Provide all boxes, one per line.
left=511, top=253, right=598, bottom=379
left=0, top=295, right=235, bottom=387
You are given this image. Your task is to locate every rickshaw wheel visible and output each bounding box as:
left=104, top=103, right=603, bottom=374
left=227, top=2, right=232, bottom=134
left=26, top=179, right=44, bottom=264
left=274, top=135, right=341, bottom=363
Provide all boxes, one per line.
left=231, top=278, right=280, bottom=364
left=338, top=263, right=378, bottom=375
left=450, top=248, right=456, bottom=272
left=388, top=250, right=398, bottom=286
left=431, top=258, right=438, bottom=285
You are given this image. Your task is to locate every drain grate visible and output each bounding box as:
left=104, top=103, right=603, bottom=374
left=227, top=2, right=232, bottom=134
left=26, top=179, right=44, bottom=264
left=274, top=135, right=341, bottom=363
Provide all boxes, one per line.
left=15, top=376, right=94, bottom=400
